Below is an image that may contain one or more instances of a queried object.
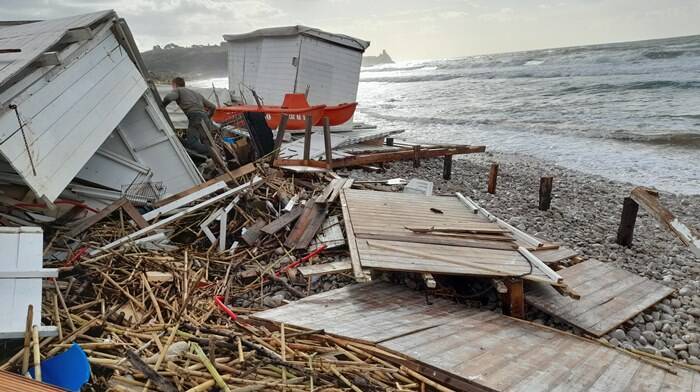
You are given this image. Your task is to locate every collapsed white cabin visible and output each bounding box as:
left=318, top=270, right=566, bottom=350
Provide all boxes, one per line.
left=0, top=10, right=202, bottom=204
left=223, top=26, right=369, bottom=108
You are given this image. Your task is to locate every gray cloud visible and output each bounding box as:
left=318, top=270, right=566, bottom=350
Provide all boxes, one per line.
left=1, top=0, right=698, bottom=59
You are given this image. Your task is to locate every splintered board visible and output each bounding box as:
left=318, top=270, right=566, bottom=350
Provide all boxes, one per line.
left=526, top=259, right=674, bottom=337
left=341, top=189, right=556, bottom=283
left=252, top=283, right=700, bottom=392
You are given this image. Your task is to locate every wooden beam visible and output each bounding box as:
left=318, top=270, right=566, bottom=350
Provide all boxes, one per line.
left=261, top=206, right=303, bottom=235
left=272, top=114, right=288, bottom=160
left=502, top=279, right=525, bottom=319
left=35, top=52, right=60, bottom=67
left=539, top=176, right=553, bottom=211
left=144, top=181, right=228, bottom=221
left=616, top=197, right=639, bottom=247
left=330, top=146, right=486, bottom=168
left=413, top=145, right=421, bottom=168
left=153, top=163, right=255, bottom=207
left=66, top=198, right=128, bottom=237
left=487, top=163, right=498, bottom=194
left=630, top=187, right=700, bottom=257
left=298, top=260, right=352, bottom=277
left=200, top=119, right=228, bottom=173
left=339, top=190, right=367, bottom=281
left=121, top=200, right=148, bottom=229
left=59, top=27, right=93, bottom=44
left=303, top=115, right=313, bottom=160
left=273, top=159, right=328, bottom=169
left=322, top=117, right=333, bottom=168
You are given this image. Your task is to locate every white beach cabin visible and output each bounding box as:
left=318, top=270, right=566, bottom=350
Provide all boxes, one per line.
left=223, top=26, right=369, bottom=111
left=0, top=10, right=202, bottom=205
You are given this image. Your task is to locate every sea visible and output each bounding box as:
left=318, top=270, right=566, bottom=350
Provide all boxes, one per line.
left=197, top=35, right=700, bottom=194
left=356, top=35, right=700, bottom=195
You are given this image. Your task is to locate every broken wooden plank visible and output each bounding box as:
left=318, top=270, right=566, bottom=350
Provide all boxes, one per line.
left=526, top=259, right=674, bottom=337
left=153, top=163, right=255, bottom=207
left=339, top=190, right=366, bottom=281
left=329, top=146, right=486, bottom=168
left=143, top=181, right=228, bottom=221
left=66, top=198, right=127, bottom=237
left=630, top=187, right=700, bottom=257
left=531, top=247, right=578, bottom=264
left=91, top=177, right=262, bottom=255
left=241, top=219, right=266, bottom=246
left=121, top=200, right=148, bottom=229
left=297, top=260, right=352, bottom=277
left=261, top=206, right=303, bottom=235
left=286, top=203, right=328, bottom=250
left=354, top=232, right=517, bottom=251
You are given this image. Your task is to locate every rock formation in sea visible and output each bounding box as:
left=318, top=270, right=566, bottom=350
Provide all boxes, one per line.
left=362, top=49, right=394, bottom=67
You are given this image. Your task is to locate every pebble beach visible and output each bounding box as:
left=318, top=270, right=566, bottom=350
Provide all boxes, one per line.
left=343, top=150, right=700, bottom=364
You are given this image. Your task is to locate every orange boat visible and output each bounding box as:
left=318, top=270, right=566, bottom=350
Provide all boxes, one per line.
left=317, top=102, right=358, bottom=126
left=213, top=93, right=357, bottom=130
left=213, top=104, right=326, bottom=130
left=282, top=94, right=357, bottom=126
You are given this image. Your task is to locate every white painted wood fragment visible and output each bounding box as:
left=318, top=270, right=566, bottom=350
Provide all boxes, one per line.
left=518, top=246, right=562, bottom=283
left=90, top=176, right=262, bottom=255
left=142, top=181, right=228, bottom=221
left=0, top=227, right=57, bottom=339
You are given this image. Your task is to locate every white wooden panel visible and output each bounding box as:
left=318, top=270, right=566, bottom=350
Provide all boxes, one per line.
left=0, top=29, right=147, bottom=201
left=298, top=36, right=362, bottom=106
left=116, top=91, right=202, bottom=196
left=0, top=227, right=56, bottom=338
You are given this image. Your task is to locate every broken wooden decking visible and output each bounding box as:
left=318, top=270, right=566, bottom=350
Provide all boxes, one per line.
left=253, top=283, right=700, bottom=392
left=526, top=259, right=674, bottom=337
left=341, top=189, right=565, bottom=285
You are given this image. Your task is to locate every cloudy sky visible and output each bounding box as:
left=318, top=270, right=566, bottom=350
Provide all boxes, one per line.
left=2, top=0, right=699, bottom=59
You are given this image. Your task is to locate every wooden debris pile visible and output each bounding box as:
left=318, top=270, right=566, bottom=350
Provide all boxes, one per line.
left=1, top=165, right=455, bottom=390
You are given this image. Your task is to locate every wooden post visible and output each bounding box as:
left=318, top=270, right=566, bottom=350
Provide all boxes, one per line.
left=272, top=114, right=289, bottom=159
left=413, top=145, right=421, bottom=168
left=442, top=155, right=452, bottom=180
left=501, top=279, right=525, bottom=319
left=616, top=197, right=639, bottom=247
left=539, top=177, right=553, bottom=211
left=21, top=305, right=33, bottom=376
left=322, top=117, right=333, bottom=168
left=487, top=163, right=499, bottom=194
left=303, top=115, right=313, bottom=160
left=386, top=137, right=394, bottom=146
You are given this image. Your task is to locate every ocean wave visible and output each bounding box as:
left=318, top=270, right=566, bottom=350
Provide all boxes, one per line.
left=360, top=73, right=465, bottom=83
left=359, top=110, right=472, bottom=126
left=561, top=80, right=700, bottom=94
left=642, top=50, right=686, bottom=59
left=361, top=64, right=436, bottom=73
left=607, top=131, right=700, bottom=147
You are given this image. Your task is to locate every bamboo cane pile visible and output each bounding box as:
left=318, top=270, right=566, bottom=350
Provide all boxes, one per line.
left=1, top=167, right=448, bottom=391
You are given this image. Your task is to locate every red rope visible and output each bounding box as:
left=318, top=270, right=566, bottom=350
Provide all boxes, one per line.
left=214, top=295, right=238, bottom=320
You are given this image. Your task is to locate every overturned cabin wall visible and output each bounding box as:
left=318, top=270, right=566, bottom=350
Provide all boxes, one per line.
left=0, top=10, right=202, bottom=203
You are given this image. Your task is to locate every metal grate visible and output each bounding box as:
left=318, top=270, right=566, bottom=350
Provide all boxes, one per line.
left=121, top=181, right=166, bottom=205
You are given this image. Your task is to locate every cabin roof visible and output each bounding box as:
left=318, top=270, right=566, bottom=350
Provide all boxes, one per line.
left=223, top=25, right=370, bottom=52
left=0, top=10, right=115, bottom=90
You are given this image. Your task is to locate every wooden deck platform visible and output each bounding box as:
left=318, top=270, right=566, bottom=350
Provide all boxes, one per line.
left=341, top=189, right=559, bottom=284
left=253, top=283, right=700, bottom=392
left=526, top=259, right=674, bottom=337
